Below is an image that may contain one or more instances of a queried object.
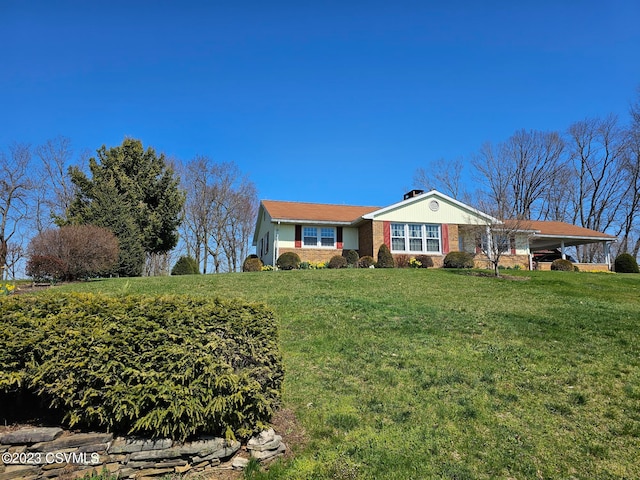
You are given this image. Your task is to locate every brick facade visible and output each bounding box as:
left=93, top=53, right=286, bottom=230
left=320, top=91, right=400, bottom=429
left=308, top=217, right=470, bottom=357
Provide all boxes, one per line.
left=447, top=224, right=459, bottom=253
left=473, top=254, right=530, bottom=270
left=279, top=247, right=342, bottom=264
left=357, top=220, right=374, bottom=258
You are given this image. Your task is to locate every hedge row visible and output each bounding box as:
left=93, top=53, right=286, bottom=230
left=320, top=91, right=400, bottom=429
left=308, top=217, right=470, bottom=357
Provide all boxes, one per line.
left=0, top=293, right=283, bottom=441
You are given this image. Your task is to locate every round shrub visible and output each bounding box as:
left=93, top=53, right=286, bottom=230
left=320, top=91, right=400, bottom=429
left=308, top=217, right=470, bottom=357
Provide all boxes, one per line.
left=358, top=256, right=376, bottom=268
left=276, top=252, right=300, bottom=270
left=242, top=255, right=264, bottom=272
left=376, top=244, right=395, bottom=268
left=343, top=249, right=360, bottom=267
left=614, top=253, right=639, bottom=273
left=171, top=255, right=200, bottom=275
left=443, top=251, right=475, bottom=269
left=26, top=255, right=66, bottom=283
left=328, top=255, right=347, bottom=269
left=551, top=258, right=574, bottom=271
left=414, top=255, right=434, bottom=268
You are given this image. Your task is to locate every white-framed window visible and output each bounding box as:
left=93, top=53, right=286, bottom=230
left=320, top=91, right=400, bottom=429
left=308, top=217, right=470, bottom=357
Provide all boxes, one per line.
left=303, top=226, right=336, bottom=248
left=480, top=232, right=511, bottom=254
left=390, top=223, right=441, bottom=253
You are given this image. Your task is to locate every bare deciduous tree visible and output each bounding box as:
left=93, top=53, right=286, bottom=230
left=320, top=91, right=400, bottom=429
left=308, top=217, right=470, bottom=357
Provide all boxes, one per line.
left=180, top=157, right=258, bottom=273
left=473, top=130, right=565, bottom=220
left=34, top=136, right=84, bottom=231
left=567, top=115, right=627, bottom=262
left=0, top=143, right=34, bottom=279
left=414, top=157, right=467, bottom=199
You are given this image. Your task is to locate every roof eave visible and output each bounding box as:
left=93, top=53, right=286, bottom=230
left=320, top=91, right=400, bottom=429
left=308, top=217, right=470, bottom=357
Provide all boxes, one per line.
left=531, top=233, right=616, bottom=241
left=270, top=218, right=356, bottom=226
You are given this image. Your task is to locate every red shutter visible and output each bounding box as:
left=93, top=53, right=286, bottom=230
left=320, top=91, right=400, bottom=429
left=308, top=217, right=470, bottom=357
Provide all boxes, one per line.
left=475, top=235, right=482, bottom=254
left=295, top=225, right=302, bottom=248
left=383, top=221, right=391, bottom=247
left=441, top=224, right=449, bottom=254
left=337, top=227, right=343, bottom=249
left=510, top=236, right=516, bottom=255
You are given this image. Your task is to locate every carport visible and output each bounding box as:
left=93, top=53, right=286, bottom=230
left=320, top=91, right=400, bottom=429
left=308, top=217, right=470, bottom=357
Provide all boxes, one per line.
left=523, top=220, right=616, bottom=271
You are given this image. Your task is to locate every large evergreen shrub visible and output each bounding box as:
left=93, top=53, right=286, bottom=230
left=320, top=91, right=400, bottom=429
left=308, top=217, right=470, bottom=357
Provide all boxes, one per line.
left=0, top=293, right=283, bottom=441
left=414, top=255, right=434, bottom=268
left=242, top=255, right=264, bottom=272
left=171, top=256, right=200, bottom=275
left=614, top=253, right=639, bottom=273
left=276, top=252, right=300, bottom=270
left=358, top=256, right=376, bottom=268
left=443, top=251, right=475, bottom=269
left=343, top=250, right=360, bottom=268
left=551, top=258, right=574, bottom=271
left=376, top=244, right=395, bottom=268
left=328, top=255, right=347, bottom=269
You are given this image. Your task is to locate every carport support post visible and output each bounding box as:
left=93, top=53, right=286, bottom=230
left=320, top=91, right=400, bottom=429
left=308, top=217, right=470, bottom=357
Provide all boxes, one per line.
left=605, top=242, right=611, bottom=270
left=561, top=240, right=566, bottom=260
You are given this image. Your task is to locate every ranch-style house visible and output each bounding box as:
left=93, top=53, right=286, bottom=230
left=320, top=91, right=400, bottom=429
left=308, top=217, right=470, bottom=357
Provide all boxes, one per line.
left=252, top=190, right=615, bottom=271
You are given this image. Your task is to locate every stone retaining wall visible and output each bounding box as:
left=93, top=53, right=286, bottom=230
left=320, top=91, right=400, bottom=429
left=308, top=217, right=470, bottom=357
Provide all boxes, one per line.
left=0, top=427, right=285, bottom=479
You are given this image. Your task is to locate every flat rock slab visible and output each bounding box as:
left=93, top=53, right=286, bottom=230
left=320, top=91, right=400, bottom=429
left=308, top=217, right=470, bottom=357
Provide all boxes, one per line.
left=30, top=433, right=113, bottom=452
left=250, top=442, right=286, bottom=461
left=108, top=438, right=173, bottom=454
left=0, top=428, right=63, bottom=445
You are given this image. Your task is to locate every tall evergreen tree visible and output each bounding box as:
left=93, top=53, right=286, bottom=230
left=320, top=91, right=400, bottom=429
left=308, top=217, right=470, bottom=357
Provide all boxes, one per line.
left=66, top=138, right=184, bottom=276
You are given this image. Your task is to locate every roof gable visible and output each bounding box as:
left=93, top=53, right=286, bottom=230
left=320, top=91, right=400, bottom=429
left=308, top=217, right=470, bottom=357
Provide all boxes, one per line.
left=363, top=190, right=499, bottom=224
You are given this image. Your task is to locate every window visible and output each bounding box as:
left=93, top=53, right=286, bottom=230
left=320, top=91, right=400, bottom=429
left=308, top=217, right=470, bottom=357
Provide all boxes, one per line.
left=391, top=223, right=405, bottom=251
left=265, top=232, right=269, bottom=254
left=303, top=226, right=336, bottom=248
left=390, top=223, right=441, bottom=254
left=480, top=232, right=511, bottom=254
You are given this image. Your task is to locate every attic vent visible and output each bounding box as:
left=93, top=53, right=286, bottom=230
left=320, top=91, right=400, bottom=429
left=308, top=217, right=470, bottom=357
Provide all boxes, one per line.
left=404, top=189, right=424, bottom=200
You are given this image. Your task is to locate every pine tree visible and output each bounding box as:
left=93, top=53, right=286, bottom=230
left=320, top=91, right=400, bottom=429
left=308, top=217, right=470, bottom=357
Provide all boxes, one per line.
left=66, top=138, right=184, bottom=276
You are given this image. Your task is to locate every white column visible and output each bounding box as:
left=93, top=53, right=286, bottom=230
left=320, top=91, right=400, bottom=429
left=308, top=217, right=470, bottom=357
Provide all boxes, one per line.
left=561, top=240, right=566, bottom=259
left=485, top=225, right=493, bottom=260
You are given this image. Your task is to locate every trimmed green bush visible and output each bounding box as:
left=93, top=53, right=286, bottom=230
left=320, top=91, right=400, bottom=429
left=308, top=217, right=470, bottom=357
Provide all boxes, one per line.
left=328, top=255, right=347, bottom=269
left=358, top=256, right=376, bottom=268
left=414, top=255, right=434, bottom=268
left=0, top=293, right=283, bottom=441
left=243, top=255, right=264, bottom=272
left=376, top=244, right=395, bottom=268
left=171, top=256, right=200, bottom=275
left=276, top=252, right=300, bottom=270
left=343, top=250, right=360, bottom=267
left=551, top=258, right=574, bottom=271
left=443, top=251, right=475, bottom=269
left=614, top=253, right=639, bottom=273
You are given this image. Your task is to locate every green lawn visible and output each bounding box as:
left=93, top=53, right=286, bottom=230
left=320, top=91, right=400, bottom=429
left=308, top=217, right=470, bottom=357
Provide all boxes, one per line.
left=57, top=269, right=640, bottom=479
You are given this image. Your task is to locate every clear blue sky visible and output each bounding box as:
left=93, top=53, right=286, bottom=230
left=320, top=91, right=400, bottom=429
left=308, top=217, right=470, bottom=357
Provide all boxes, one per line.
left=2, top=0, right=639, bottom=208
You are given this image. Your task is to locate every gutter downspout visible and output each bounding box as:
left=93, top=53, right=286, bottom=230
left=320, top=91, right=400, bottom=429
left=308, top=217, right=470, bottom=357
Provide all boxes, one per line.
left=274, top=221, right=280, bottom=270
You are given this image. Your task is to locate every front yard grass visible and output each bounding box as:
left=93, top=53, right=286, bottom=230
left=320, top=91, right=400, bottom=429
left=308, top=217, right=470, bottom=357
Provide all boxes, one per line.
left=58, top=269, right=640, bottom=479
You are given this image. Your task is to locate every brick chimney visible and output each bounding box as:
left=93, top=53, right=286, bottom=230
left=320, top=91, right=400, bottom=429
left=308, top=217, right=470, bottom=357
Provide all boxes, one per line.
left=403, top=189, right=424, bottom=200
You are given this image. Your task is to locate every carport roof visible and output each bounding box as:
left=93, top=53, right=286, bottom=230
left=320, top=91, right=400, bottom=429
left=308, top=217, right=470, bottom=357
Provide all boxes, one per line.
left=514, top=220, right=616, bottom=251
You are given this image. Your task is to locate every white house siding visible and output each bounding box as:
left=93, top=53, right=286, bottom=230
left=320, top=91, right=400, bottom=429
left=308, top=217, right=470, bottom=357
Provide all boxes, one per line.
left=342, top=227, right=359, bottom=250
